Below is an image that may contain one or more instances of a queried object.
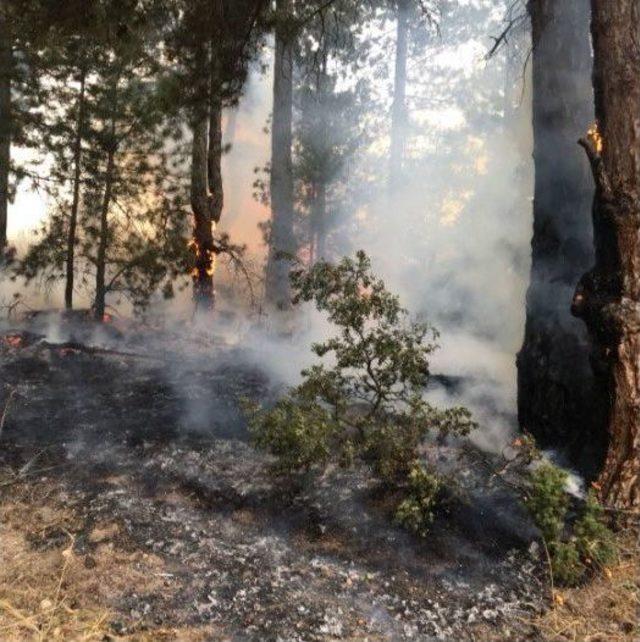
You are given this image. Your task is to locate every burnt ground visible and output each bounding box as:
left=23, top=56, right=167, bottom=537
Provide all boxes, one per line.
left=0, top=320, right=548, bottom=641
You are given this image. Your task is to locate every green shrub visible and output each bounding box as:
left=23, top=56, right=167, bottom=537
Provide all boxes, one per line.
left=247, top=251, right=476, bottom=534
left=394, top=463, right=442, bottom=538
left=525, top=463, right=569, bottom=543
left=550, top=540, right=584, bottom=586
left=245, top=397, right=336, bottom=473
left=574, top=490, right=617, bottom=569
left=525, top=463, right=617, bottom=587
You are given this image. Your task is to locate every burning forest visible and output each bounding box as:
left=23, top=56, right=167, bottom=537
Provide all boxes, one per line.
left=0, top=1, right=639, bottom=641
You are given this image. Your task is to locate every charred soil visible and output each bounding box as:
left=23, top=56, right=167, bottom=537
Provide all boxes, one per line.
left=0, top=323, right=559, bottom=641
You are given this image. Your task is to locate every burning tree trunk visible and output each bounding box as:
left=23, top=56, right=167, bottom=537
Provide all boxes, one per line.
left=265, top=0, right=295, bottom=310
left=189, top=43, right=223, bottom=312
left=0, top=5, right=11, bottom=259
left=572, top=0, right=640, bottom=510
left=190, top=111, right=217, bottom=310
left=389, top=0, right=409, bottom=193
left=65, top=64, right=86, bottom=310
left=517, top=0, right=607, bottom=474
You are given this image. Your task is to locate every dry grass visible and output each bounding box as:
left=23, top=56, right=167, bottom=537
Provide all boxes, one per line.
left=530, top=531, right=640, bottom=642
left=0, top=481, right=219, bottom=641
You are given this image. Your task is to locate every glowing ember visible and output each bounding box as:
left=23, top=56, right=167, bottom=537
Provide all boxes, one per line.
left=587, top=122, right=603, bottom=154
left=3, top=335, right=24, bottom=348
left=59, top=347, right=79, bottom=356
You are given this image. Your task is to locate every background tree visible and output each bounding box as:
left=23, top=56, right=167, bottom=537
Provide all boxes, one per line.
left=17, top=0, right=189, bottom=318
left=264, top=0, right=296, bottom=310
left=0, top=0, right=55, bottom=260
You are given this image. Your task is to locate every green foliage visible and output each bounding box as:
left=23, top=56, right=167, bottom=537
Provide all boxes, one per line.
left=525, top=463, right=617, bottom=587
left=394, top=463, right=441, bottom=538
left=245, top=397, right=335, bottom=474
left=525, top=464, right=569, bottom=543
left=14, top=2, right=190, bottom=312
left=574, top=490, right=617, bottom=570
left=550, top=541, right=584, bottom=587
left=247, top=251, right=476, bottom=535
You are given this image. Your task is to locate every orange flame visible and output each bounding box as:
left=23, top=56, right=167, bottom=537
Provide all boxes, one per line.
left=188, top=238, right=216, bottom=278
left=587, top=123, right=603, bottom=154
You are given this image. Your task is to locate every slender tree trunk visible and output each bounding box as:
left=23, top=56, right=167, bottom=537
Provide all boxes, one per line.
left=0, top=6, right=12, bottom=258
left=389, top=0, right=409, bottom=193
left=572, top=0, right=640, bottom=510
left=310, top=63, right=329, bottom=265
left=94, top=95, right=117, bottom=322
left=265, top=0, right=295, bottom=310
left=207, top=60, right=223, bottom=225
left=94, top=146, right=115, bottom=322
left=315, top=180, right=327, bottom=261
left=65, top=65, right=86, bottom=309
left=517, top=0, right=606, bottom=475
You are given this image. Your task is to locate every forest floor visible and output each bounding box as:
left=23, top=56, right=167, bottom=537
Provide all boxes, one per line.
left=0, top=315, right=637, bottom=642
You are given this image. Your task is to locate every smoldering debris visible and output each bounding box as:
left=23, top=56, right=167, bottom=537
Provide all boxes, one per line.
left=0, top=324, right=546, bottom=641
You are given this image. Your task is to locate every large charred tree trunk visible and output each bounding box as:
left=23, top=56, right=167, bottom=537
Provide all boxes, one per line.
left=517, top=0, right=607, bottom=475
left=389, top=0, right=409, bottom=193
left=572, top=0, right=640, bottom=510
left=0, top=6, right=11, bottom=258
left=65, top=65, right=86, bottom=309
left=265, top=0, right=295, bottom=310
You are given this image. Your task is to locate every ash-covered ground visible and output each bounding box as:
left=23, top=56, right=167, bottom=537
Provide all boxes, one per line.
left=0, top=314, right=547, bottom=641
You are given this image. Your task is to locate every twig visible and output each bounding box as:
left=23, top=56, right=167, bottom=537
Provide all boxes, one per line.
left=541, top=536, right=556, bottom=605
left=40, top=341, right=162, bottom=362
left=41, top=531, right=75, bottom=640
left=0, top=388, right=16, bottom=440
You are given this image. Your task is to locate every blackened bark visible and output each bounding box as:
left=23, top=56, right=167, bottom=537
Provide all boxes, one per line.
left=0, top=6, right=11, bottom=258
left=190, top=107, right=216, bottom=310
left=517, top=0, right=607, bottom=475
left=65, top=65, right=86, bottom=309
left=389, top=0, right=409, bottom=193
left=265, top=0, right=295, bottom=310
left=572, top=0, right=640, bottom=509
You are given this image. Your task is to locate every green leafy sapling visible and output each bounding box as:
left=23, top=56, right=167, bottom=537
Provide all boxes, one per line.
left=247, top=251, right=476, bottom=533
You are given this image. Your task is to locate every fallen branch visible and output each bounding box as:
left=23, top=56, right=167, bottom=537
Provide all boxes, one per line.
left=40, top=341, right=162, bottom=362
